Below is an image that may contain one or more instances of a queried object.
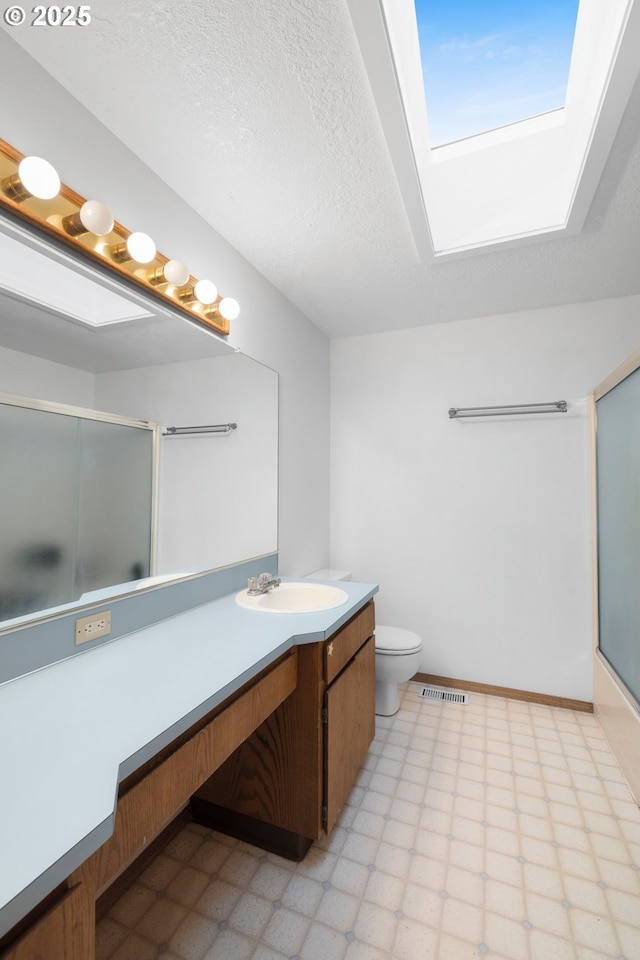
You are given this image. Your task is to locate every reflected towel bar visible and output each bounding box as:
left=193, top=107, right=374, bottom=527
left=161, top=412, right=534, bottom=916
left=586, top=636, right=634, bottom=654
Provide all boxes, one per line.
left=448, top=401, right=567, bottom=419
left=162, top=422, right=238, bottom=436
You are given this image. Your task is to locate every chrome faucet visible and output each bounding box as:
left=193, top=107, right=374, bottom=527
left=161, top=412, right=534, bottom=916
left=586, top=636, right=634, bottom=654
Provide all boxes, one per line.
left=247, top=572, right=281, bottom=595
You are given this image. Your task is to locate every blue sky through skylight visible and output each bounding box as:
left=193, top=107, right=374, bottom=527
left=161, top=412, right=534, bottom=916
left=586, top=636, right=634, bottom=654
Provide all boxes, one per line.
left=414, top=0, right=579, bottom=146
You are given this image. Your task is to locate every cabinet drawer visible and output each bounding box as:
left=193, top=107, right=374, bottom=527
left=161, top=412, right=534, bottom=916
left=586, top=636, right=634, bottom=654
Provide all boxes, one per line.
left=325, top=601, right=375, bottom=684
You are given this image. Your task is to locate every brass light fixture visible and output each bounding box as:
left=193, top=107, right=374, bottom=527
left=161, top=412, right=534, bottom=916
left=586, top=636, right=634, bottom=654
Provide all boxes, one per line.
left=0, top=139, right=237, bottom=336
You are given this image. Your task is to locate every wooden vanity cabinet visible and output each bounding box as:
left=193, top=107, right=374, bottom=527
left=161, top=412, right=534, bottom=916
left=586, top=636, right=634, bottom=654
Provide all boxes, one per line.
left=0, top=650, right=297, bottom=960
left=0, top=601, right=376, bottom=958
left=0, top=883, right=93, bottom=960
left=192, top=600, right=376, bottom=854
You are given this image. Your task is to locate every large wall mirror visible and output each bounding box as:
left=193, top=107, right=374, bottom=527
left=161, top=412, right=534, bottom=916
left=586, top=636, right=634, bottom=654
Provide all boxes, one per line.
left=0, top=214, right=278, bottom=631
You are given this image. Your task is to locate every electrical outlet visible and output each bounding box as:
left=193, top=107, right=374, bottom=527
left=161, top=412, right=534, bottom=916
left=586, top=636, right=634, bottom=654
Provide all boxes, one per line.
left=75, top=610, right=112, bottom=645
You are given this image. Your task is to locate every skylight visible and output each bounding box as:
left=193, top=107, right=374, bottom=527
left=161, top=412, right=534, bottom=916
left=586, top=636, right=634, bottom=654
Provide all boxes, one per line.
left=416, top=0, right=580, bottom=147
left=346, top=0, right=638, bottom=258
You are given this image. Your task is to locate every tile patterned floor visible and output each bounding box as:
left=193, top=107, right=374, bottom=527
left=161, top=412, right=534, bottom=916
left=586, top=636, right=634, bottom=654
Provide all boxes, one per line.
left=97, top=682, right=640, bottom=960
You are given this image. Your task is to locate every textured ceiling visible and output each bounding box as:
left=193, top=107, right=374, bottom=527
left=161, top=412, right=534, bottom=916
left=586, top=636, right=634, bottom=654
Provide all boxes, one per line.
left=4, top=0, right=640, bottom=338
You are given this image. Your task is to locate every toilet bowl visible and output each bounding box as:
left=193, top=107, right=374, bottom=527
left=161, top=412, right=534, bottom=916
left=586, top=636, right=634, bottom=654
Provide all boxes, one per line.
left=375, top=625, right=423, bottom=716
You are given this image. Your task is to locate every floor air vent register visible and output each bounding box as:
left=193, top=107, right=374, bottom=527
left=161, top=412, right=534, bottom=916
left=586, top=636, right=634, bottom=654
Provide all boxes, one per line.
left=418, top=685, right=469, bottom=705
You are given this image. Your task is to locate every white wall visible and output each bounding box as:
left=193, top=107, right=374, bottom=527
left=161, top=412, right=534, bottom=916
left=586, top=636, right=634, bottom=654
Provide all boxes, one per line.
left=94, top=354, right=278, bottom=574
left=1, top=34, right=329, bottom=577
left=0, top=345, right=94, bottom=407
left=330, top=296, right=640, bottom=701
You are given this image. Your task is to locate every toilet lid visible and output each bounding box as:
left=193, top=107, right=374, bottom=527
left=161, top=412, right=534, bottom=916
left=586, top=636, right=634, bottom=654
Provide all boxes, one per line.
left=375, top=625, right=422, bottom=655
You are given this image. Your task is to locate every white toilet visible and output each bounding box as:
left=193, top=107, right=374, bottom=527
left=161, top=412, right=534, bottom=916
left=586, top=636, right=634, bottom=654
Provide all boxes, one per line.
left=374, top=625, right=423, bottom=716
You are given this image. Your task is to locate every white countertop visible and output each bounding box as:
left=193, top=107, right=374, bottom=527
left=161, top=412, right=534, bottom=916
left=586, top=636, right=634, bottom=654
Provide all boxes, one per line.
left=0, top=579, right=377, bottom=937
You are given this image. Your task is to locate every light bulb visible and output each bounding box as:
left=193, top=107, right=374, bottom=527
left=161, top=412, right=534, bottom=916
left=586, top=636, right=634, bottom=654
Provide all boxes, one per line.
left=149, top=258, right=190, bottom=286
left=78, top=199, right=114, bottom=235
left=163, top=259, right=190, bottom=286
left=2, top=156, right=60, bottom=202
left=218, top=297, right=240, bottom=320
left=126, top=232, right=156, bottom=263
left=63, top=199, right=114, bottom=237
left=194, top=279, right=218, bottom=304
left=18, top=156, right=61, bottom=199
left=111, top=231, right=156, bottom=264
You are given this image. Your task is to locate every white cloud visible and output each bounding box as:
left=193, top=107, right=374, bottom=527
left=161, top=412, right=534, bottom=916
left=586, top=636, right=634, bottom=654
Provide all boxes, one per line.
left=437, top=31, right=509, bottom=57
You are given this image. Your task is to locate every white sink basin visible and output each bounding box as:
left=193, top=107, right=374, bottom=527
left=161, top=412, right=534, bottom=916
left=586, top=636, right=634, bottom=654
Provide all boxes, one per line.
left=235, top=581, right=349, bottom=613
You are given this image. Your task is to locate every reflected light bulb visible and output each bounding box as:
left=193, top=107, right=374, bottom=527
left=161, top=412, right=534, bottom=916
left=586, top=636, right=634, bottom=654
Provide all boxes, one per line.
left=194, top=279, right=218, bottom=305
left=218, top=297, right=240, bottom=320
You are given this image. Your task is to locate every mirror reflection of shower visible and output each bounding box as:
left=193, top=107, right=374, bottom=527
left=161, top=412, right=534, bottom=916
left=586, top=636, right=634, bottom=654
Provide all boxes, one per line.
left=0, top=396, right=156, bottom=622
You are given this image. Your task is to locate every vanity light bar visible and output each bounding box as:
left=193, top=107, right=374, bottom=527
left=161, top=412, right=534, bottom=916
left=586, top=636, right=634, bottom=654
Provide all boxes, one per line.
left=0, top=139, right=238, bottom=337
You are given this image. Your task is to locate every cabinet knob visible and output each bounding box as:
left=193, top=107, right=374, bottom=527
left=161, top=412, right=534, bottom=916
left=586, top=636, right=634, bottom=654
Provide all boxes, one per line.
left=327, top=642, right=334, bottom=657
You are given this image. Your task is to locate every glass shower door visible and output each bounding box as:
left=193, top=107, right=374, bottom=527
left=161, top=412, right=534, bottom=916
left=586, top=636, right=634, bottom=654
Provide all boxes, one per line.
left=596, top=366, right=640, bottom=706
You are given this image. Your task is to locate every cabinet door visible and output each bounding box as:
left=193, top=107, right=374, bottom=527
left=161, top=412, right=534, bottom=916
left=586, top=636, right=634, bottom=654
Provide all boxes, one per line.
left=324, top=635, right=375, bottom=833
